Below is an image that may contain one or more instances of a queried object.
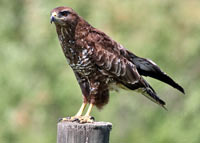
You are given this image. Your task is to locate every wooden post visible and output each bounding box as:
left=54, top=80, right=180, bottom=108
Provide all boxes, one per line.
left=57, top=121, right=112, bottom=143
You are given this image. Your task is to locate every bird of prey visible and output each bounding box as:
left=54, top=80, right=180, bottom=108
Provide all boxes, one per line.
left=50, top=6, right=184, bottom=123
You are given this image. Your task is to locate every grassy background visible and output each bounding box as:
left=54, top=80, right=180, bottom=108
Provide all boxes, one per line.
left=1, top=0, right=200, bottom=143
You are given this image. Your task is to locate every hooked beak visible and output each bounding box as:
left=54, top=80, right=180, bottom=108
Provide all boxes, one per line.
left=50, top=16, right=55, bottom=24
left=50, top=12, right=57, bottom=24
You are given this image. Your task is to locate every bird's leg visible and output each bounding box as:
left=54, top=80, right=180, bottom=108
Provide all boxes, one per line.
left=59, top=103, right=87, bottom=122
left=85, top=103, right=93, bottom=116
left=79, top=103, right=95, bottom=123
left=75, top=102, right=87, bottom=116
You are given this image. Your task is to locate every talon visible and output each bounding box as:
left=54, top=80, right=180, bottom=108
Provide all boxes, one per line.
left=76, top=119, right=81, bottom=123
left=90, top=116, right=95, bottom=120
left=58, top=118, right=63, bottom=122
left=72, top=118, right=79, bottom=122
left=58, top=116, right=73, bottom=122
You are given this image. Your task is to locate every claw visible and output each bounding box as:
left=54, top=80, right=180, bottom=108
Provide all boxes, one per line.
left=58, top=118, right=63, bottom=122
left=58, top=116, right=95, bottom=123
left=90, top=116, right=95, bottom=120
left=58, top=117, right=71, bottom=122
left=72, top=118, right=79, bottom=122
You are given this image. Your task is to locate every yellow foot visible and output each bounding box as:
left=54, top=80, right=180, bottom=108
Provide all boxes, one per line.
left=79, top=116, right=95, bottom=123
left=58, top=116, right=80, bottom=122
left=58, top=116, right=95, bottom=123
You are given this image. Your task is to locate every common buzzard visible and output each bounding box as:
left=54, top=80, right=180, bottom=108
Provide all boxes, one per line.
left=50, top=6, right=184, bottom=123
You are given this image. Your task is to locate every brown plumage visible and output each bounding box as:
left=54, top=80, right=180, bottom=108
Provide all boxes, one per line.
left=50, top=6, right=184, bottom=119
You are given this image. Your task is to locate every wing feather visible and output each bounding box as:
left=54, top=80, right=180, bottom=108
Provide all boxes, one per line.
left=85, top=29, right=142, bottom=84
left=93, top=45, right=140, bottom=84
left=85, top=28, right=166, bottom=109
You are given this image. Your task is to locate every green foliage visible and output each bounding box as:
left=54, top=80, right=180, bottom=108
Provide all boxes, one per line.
left=0, top=0, right=200, bottom=142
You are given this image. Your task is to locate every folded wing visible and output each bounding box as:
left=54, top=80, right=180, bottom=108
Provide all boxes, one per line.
left=86, top=30, right=166, bottom=108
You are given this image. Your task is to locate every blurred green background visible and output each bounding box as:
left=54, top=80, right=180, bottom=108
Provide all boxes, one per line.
left=1, top=0, right=200, bottom=143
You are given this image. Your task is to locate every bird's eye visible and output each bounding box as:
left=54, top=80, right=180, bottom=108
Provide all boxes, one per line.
left=59, top=11, right=70, bottom=16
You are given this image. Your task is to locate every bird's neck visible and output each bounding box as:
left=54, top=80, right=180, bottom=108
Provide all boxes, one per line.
left=75, top=18, right=91, bottom=40
left=56, top=25, right=76, bottom=41
left=55, top=24, right=76, bottom=61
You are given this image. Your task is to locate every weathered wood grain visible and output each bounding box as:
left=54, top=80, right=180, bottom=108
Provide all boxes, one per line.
left=57, top=121, right=112, bottom=143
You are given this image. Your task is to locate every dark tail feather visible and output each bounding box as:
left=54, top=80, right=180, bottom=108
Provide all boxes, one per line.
left=143, top=87, right=167, bottom=110
left=127, top=51, right=185, bottom=94
left=142, top=79, right=167, bottom=110
left=123, top=79, right=167, bottom=110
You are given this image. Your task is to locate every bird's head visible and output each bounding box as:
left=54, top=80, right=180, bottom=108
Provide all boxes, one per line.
left=50, top=6, right=79, bottom=27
